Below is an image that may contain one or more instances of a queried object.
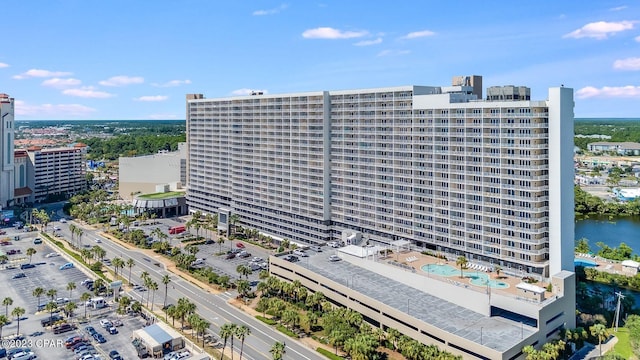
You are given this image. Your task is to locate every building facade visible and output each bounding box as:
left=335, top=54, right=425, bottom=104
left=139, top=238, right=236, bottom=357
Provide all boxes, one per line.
left=119, top=143, right=187, bottom=200
left=0, top=94, right=15, bottom=209
left=27, top=144, right=88, bottom=202
left=186, top=77, right=574, bottom=279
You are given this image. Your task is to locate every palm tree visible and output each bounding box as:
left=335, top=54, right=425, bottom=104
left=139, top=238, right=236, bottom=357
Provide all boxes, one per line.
left=456, top=256, right=468, bottom=278
left=126, top=258, right=135, bottom=285
left=177, top=298, right=196, bottom=329
left=80, top=292, right=91, bottom=319
left=166, top=305, right=178, bottom=326
left=69, top=223, right=77, bottom=245
left=0, top=254, right=8, bottom=264
left=45, top=302, right=58, bottom=326
left=140, top=271, right=150, bottom=284
left=10, top=307, right=24, bottom=336
left=112, top=257, right=124, bottom=280
left=33, top=287, right=45, bottom=308
left=219, top=323, right=236, bottom=360
left=217, top=237, right=225, bottom=253
left=590, top=323, right=610, bottom=356
left=64, top=302, right=77, bottom=320
left=149, top=281, right=159, bottom=311
left=270, top=341, right=286, bottom=360
left=67, top=282, right=77, bottom=299
left=46, top=289, right=57, bottom=301
left=235, top=325, right=251, bottom=360
left=236, top=264, right=252, bottom=279
left=26, top=247, right=37, bottom=263
left=229, top=214, right=239, bottom=236
left=0, top=314, right=8, bottom=340
left=93, top=279, right=105, bottom=296
left=2, top=297, right=12, bottom=317
left=162, top=274, right=171, bottom=309
left=77, top=228, right=84, bottom=248
left=195, top=318, right=210, bottom=347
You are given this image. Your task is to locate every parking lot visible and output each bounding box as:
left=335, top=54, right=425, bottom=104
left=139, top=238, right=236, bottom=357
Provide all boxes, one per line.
left=0, top=225, right=147, bottom=360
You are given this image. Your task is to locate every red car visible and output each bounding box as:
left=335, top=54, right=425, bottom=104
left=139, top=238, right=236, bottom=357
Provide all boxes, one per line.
left=236, top=242, right=245, bottom=248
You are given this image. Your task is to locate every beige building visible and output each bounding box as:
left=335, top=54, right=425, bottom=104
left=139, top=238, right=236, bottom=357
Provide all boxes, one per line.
left=119, top=143, right=187, bottom=200
left=27, top=143, right=87, bottom=202
left=0, top=94, right=15, bottom=209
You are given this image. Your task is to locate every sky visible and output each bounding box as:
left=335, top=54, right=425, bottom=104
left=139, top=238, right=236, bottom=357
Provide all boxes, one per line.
left=2, top=1, right=640, bottom=120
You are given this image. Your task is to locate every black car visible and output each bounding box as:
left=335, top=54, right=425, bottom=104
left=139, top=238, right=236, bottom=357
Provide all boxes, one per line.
left=225, top=253, right=236, bottom=260
left=41, top=314, right=64, bottom=327
left=85, top=326, right=97, bottom=335
left=109, top=350, right=122, bottom=360
left=204, top=239, right=214, bottom=245
left=12, top=272, right=26, bottom=279
left=19, top=263, right=35, bottom=270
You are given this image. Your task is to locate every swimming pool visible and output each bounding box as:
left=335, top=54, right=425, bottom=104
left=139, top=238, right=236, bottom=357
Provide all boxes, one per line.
left=574, top=258, right=597, bottom=268
left=421, top=264, right=510, bottom=289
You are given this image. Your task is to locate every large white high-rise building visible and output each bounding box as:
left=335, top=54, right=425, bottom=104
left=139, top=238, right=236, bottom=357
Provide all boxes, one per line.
left=0, top=94, right=15, bottom=209
left=186, top=76, right=574, bottom=279
left=27, top=144, right=88, bottom=202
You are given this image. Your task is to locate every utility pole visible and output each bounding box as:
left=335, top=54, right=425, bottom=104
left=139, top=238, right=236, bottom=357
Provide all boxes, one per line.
left=613, top=291, right=625, bottom=332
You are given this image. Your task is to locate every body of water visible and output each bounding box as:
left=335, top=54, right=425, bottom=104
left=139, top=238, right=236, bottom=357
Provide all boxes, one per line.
left=575, top=216, right=640, bottom=255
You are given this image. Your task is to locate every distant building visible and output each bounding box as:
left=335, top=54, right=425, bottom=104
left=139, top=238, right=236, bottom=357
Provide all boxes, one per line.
left=588, top=141, right=640, bottom=155
left=0, top=94, right=15, bottom=209
left=27, top=144, right=88, bottom=202
left=118, top=143, right=187, bottom=200
left=613, top=188, right=640, bottom=201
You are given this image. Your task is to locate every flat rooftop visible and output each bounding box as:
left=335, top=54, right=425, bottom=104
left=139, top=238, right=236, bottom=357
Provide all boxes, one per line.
left=295, top=251, right=537, bottom=353
left=136, top=191, right=184, bottom=200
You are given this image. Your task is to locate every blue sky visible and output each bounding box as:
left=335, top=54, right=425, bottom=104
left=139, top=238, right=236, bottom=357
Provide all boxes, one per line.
left=2, top=1, right=640, bottom=120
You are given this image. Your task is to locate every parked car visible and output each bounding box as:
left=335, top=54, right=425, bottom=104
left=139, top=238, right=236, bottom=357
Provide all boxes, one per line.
left=225, top=253, right=236, bottom=260
left=99, top=319, right=113, bottom=328
left=109, top=350, right=122, bottom=360
left=310, top=246, right=323, bottom=252
left=53, top=323, right=75, bottom=334
left=108, top=326, right=118, bottom=335
left=329, top=255, right=341, bottom=262
left=19, top=263, right=35, bottom=270
left=59, top=262, right=74, bottom=270
left=65, top=335, right=84, bottom=348
left=204, top=239, right=214, bottom=245
left=238, top=250, right=251, bottom=258
left=33, top=238, right=42, bottom=244
left=59, top=218, right=68, bottom=223
left=12, top=272, right=26, bottom=279
left=84, top=326, right=97, bottom=336
left=45, top=252, right=60, bottom=258
left=8, top=249, right=21, bottom=255
left=293, top=249, right=308, bottom=257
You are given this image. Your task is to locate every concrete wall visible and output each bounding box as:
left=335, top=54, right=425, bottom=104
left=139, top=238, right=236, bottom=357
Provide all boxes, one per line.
left=119, top=147, right=186, bottom=200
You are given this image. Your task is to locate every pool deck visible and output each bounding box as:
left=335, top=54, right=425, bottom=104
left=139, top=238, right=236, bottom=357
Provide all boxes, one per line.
left=575, top=252, right=625, bottom=274
left=383, top=250, right=552, bottom=298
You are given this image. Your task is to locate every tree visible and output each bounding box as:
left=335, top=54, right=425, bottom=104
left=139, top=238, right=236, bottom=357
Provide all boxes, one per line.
left=0, top=315, right=8, bottom=341
left=126, top=258, right=135, bottom=284
left=235, top=325, right=251, bottom=360
left=456, top=256, right=468, bottom=278
left=33, top=287, right=45, bottom=308
left=236, top=264, right=252, bottom=279
left=270, top=341, right=286, bottom=360
left=149, top=281, right=159, bottom=311
left=64, top=302, right=77, bottom=319
left=162, top=274, right=171, bottom=309
left=590, top=323, right=610, bottom=356
left=229, top=214, right=239, bottom=236
left=46, top=289, right=57, bottom=301
left=166, top=305, right=178, bottom=327
left=112, top=257, right=125, bottom=280
left=26, top=247, right=37, bottom=263
left=45, top=301, right=58, bottom=326
left=80, top=292, right=91, bottom=319
left=217, top=237, right=226, bottom=253
left=2, top=297, right=12, bottom=317
left=219, top=323, right=236, bottom=360
left=177, top=298, right=196, bottom=329
left=67, top=282, right=77, bottom=299
left=10, top=307, right=24, bottom=336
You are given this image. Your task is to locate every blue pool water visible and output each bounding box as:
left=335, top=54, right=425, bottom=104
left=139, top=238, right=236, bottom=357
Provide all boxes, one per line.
left=420, top=264, right=510, bottom=289
left=574, top=258, right=597, bottom=268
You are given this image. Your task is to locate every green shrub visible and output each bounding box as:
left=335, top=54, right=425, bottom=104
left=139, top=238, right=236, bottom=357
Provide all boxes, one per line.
left=255, top=315, right=276, bottom=325
left=276, top=324, right=298, bottom=338
left=90, top=261, right=103, bottom=272
left=316, top=348, right=344, bottom=360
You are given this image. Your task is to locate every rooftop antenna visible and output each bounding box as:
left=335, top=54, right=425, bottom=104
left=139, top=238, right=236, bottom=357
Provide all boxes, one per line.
left=613, top=291, right=625, bottom=331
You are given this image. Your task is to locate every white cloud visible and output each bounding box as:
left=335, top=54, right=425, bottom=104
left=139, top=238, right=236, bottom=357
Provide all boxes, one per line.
left=610, top=6, right=627, bottom=11
left=613, top=57, right=640, bottom=70
left=253, top=4, right=288, bottom=16
left=134, top=95, right=168, bottom=102
left=62, top=86, right=114, bottom=98
left=0, top=63, right=9, bottom=68
left=99, top=75, right=144, bottom=87
left=563, top=20, right=636, bottom=39
left=636, top=35, right=640, bottom=42
left=354, top=38, right=383, bottom=46
left=302, top=27, right=368, bottom=39
left=41, top=78, right=82, bottom=88
left=231, top=88, right=268, bottom=96
left=14, top=100, right=96, bottom=117
left=152, top=79, right=191, bottom=87
left=377, top=49, right=411, bottom=57
left=401, top=30, right=436, bottom=39
left=13, top=69, right=72, bottom=79
left=576, top=85, right=640, bottom=98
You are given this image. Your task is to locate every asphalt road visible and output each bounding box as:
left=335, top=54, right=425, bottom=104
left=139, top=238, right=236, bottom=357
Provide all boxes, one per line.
left=53, top=219, right=323, bottom=360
